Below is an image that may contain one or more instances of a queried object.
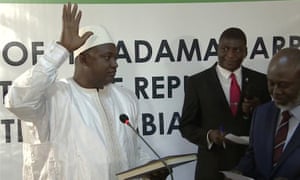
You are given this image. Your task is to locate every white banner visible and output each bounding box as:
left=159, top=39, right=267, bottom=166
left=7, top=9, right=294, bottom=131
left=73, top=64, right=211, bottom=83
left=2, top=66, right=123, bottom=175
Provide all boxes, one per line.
left=0, top=1, right=300, bottom=179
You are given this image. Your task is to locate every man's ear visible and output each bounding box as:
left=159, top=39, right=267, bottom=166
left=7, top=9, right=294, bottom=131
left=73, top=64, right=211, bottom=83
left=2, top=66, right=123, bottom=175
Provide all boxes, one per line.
left=78, top=53, right=89, bottom=66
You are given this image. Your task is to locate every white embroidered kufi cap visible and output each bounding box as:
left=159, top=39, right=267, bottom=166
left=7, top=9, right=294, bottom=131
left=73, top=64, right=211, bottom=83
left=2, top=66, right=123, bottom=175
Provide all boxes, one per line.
left=74, top=25, right=114, bottom=58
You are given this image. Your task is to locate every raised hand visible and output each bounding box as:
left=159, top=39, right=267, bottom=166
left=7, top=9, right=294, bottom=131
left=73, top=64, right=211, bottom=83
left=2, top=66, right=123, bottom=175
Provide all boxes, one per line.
left=59, top=3, right=93, bottom=52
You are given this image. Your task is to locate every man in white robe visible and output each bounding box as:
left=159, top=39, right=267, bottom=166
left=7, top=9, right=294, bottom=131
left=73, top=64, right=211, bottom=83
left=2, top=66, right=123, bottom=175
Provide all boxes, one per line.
left=5, top=3, right=152, bottom=180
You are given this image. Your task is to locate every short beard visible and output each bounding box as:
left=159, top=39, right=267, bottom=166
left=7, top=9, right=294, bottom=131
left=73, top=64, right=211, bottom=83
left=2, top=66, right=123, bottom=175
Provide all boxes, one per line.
left=274, top=91, right=300, bottom=110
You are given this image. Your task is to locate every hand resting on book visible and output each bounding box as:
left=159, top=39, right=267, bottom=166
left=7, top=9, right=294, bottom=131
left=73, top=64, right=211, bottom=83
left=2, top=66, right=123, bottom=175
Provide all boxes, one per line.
left=142, top=167, right=169, bottom=180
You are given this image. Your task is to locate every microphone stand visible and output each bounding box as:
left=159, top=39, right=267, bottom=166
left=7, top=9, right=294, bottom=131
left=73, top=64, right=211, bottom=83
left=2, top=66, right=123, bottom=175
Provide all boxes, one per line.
left=125, top=123, right=174, bottom=180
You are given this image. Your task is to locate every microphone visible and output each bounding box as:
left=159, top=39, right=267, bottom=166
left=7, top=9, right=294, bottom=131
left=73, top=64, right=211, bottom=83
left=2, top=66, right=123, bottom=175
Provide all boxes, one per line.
left=244, top=84, right=256, bottom=100
left=243, top=81, right=260, bottom=119
left=244, top=77, right=261, bottom=100
left=119, top=114, right=174, bottom=180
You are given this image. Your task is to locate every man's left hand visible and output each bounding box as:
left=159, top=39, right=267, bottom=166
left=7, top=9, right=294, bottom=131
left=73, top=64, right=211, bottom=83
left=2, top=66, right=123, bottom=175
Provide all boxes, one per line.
left=143, top=168, right=170, bottom=180
left=242, top=97, right=260, bottom=116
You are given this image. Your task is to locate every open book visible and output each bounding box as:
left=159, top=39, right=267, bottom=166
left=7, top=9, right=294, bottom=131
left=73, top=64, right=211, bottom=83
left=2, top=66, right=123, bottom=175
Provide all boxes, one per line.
left=116, top=153, right=197, bottom=180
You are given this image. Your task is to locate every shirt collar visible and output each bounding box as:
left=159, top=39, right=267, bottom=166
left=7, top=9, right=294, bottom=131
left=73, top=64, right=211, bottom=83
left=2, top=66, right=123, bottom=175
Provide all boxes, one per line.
left=288, top=105, right=300, bottom=123
left=216, top=63, right=242, bottom=79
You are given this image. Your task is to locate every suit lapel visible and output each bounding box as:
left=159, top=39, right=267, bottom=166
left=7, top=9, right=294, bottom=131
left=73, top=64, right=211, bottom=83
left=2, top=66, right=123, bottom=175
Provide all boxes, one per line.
left=234, top=67, right=250, bottom=118
left=264, top=103, right=280, bottom=173
left=241, top=67, right=255, bottom=102
left=272, top=122, right=300, bottom=173
left=241, top=67, right=248, bottom=92
left=207, top=64, right=231, bottom=114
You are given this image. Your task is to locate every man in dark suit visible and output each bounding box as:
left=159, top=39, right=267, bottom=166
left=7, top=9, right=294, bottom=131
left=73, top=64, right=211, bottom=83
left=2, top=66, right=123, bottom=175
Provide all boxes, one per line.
left=179, top=27, right=270, bottom=180
left=235, top=48, right=300, bottom=179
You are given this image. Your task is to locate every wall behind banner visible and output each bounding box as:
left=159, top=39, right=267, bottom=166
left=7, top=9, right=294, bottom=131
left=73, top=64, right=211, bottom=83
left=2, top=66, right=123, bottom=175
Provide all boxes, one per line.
left=1, top=1, right=300, bottom=179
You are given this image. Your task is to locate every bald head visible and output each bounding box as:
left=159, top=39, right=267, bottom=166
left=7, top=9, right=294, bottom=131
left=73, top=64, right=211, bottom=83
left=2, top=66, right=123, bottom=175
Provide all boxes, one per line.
left=268, top=48, right=300, bottom=73
left=267, top=48, right=300, bottom=109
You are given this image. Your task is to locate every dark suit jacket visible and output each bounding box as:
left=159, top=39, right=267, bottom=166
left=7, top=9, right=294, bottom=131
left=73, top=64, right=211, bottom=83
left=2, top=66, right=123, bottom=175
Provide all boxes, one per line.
left=236, top=102, right=300, bottom=179
left=179, top=63, right=270, bottom=180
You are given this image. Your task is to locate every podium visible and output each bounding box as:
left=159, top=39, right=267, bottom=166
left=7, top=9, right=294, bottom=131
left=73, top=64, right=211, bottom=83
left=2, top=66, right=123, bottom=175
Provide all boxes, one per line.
left=116, top=153, right=197, bottom=180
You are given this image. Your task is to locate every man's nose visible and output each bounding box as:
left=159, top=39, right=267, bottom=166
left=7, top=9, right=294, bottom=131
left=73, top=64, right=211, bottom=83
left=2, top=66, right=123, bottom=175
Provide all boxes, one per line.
left=110, top=58, right=118, bottom=68
left=226, top=49, right=235, bottom=58
left=272, top=84, right=282, bottom=96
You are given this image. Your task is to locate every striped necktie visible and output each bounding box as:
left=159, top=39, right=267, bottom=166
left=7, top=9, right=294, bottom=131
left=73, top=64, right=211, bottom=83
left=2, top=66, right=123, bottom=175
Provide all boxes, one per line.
left=273, top=110, right=291, bottom=166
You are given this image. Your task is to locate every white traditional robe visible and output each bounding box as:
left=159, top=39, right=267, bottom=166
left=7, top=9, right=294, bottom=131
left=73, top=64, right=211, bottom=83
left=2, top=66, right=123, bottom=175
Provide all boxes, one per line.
left=5, top=43, right=149, bottom=180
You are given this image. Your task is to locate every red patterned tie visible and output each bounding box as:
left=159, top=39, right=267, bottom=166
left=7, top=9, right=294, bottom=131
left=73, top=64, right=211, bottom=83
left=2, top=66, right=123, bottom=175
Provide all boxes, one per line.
left=273, top=111, right=291, bottom=166
left=230, top=73, right=241, bottom=116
